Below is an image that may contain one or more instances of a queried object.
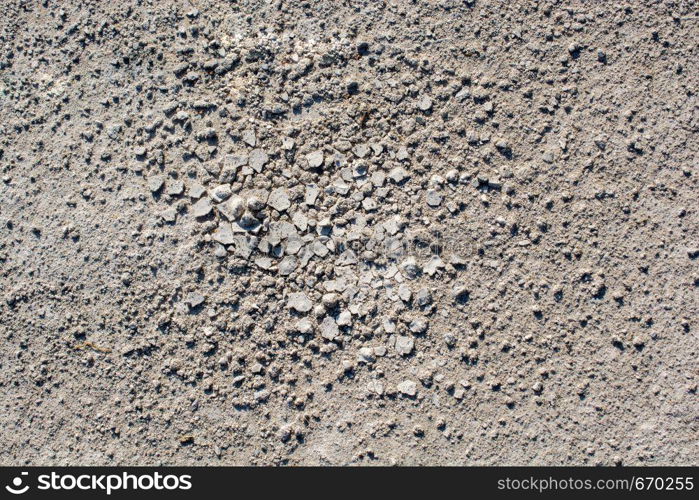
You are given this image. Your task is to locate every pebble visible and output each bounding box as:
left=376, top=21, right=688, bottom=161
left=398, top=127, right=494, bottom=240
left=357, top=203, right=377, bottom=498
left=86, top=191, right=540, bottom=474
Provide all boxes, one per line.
left=288, top=292, right=312, bottom=313
left=337, top=310, right=353, bottom=326
left=409, top=318, right=428, bottom=334
left=147, top=175, right=165, bottom=193
left=184, top=292, right=205, bottom=308
left=218, top=196, right=245, bottom=221
left=416, top=288, right=432, bottom=306
left=396, top=147, right=410, bottom=161
left=395, top=336, right=414, bottom=356
left=192, top=198, right=213, bottom=218
left=358, top=347, right=375, bottom=363
left=296, top=318, right=313, bottom=334
left=247, top=196, right=266, bottom=212
left=249, top=149, right=268, bottom=172
left=306, top=150, right=324, bottom=169
left=367, top=380, right=385, bottom=396
left=282, top=137, right=295, bottom=150
left=242, top=129, right=256, bottom=147
left=399, top=257, right=421, bottom=279
left=426, top=189, right=443, bottom=207
left=160, top=208, right=177, bottom=223
left=388, top=166, right=410, bottom=183
left=268, top=188, right=291, bottom=212
left=212, top=222, right=234, bottom=245
left=320, top=316, right=339, bottom=341
left=397, top=380, right=417, bottom=397
left=278, top=256, right=298, bottom=276
left=398, top=284, right=412, bottom=303
left=210, top=184, right=232, bottom=203
left=418, top=96, right=433, bottom=111
left=305, top=184, right=320, bottom=205
left=188, top=182, right=206, bottom=198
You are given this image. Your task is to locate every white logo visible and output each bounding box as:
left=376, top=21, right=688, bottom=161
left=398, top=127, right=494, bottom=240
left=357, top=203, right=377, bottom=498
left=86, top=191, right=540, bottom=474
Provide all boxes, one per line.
left=5, top=472, right=29, bottom=495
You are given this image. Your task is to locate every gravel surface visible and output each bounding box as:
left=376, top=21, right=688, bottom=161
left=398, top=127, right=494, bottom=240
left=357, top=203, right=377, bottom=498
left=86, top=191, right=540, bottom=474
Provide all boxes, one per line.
left=1, top=0, right=697, bottom=466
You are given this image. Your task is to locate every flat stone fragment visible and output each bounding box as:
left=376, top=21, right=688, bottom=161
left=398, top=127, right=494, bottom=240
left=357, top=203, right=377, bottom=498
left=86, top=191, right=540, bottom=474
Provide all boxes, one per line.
left=335, top=249, right=357, bottom=266
left=397, top=380, right=417, bottom=397
left=353, top=143, right=370, bottom=158
left=367, top=380, right=385, bottom=396
left=268, top=188, right=291, bottom=212
left=249, top=149, right=268, bottom=172
left=218, top=196, right=245, bottom=221
left=398, top=283, right=412, bottom=302
left=210, top=184, right=232, bottom=203
left=278, top=256, right=298, bottom=276
left=288, top=292, right=312, bottom=313
left=388, top=166, right=410, bottom=183
left=254, top=257, right=274, bottom=270
left=426, top=189, right=443, bottom=207
left=148, top=175, right=165, bottom=192
left=188, top=182, right=206, bottom=199
left=184, top=292, right=205, bottom=308
left=383, top=318, right=397, bottom=333
left=409, top=318, right=428, bottom=334
left=337, top=310, right=352, bottom=326
left=305, top=184, right=320, bottom=205
left=230, top=235, right=255, bottom=259
left=312, top=240, right=330, bottom=257
left=296, top=317, right=313, bottom=334
left=418, top=96, right=433, bottom=111
left=226, top=154, right=248, bottom=169
left=286, top=236, right=304, bottom=255
left=362, top=198, right=378, bottom=211
left=167, top=180, right=184, bottom=196
left=212, top=222, right=235, bottom=245
left=306, top=150, right=324, bottom=168
left=395, top=335, right=414, bottom=356
left=371, top=171, right=386, bottom=187
left=192, top=198, right=213, bottom=218
left=292, top=212, right=308, bottom=231
left=242, top=129, right=256, bottom=147
left=269, top=221, right=297, bottom=239
left=416, top=288, right=432, bottom=306
left=160, top=207, right=177, bottom=222
left=424, top=256, right=445, bottom=276
left=320, top=316, right=339, bottom=341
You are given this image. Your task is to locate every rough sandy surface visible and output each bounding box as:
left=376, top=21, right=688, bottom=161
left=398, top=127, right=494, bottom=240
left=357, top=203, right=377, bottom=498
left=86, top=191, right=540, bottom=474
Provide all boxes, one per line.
left=1, top=0, right=697, bottom=465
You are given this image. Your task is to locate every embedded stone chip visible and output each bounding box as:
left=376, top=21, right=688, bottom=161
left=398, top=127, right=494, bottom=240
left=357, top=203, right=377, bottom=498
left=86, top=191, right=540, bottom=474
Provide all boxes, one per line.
left=192, top=198, right=213, bottom=218
left=306, top=150, right=324, bottom=168
left=249, top=149, right=268, bottom=172
left=320, top=316, right=339, bottom=341
left=219, top=196, right=245, bottom=221
left=288, top=292, right=312, bottom=313
left=212, top=222, right=235, bottom=245
left=268, top=188, right=291, bottom=212
left=398, top=380, right=417, bottom=397
left=210, top=184, right=232, bottom=203
left=395, top=335, right=414, bottom=356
